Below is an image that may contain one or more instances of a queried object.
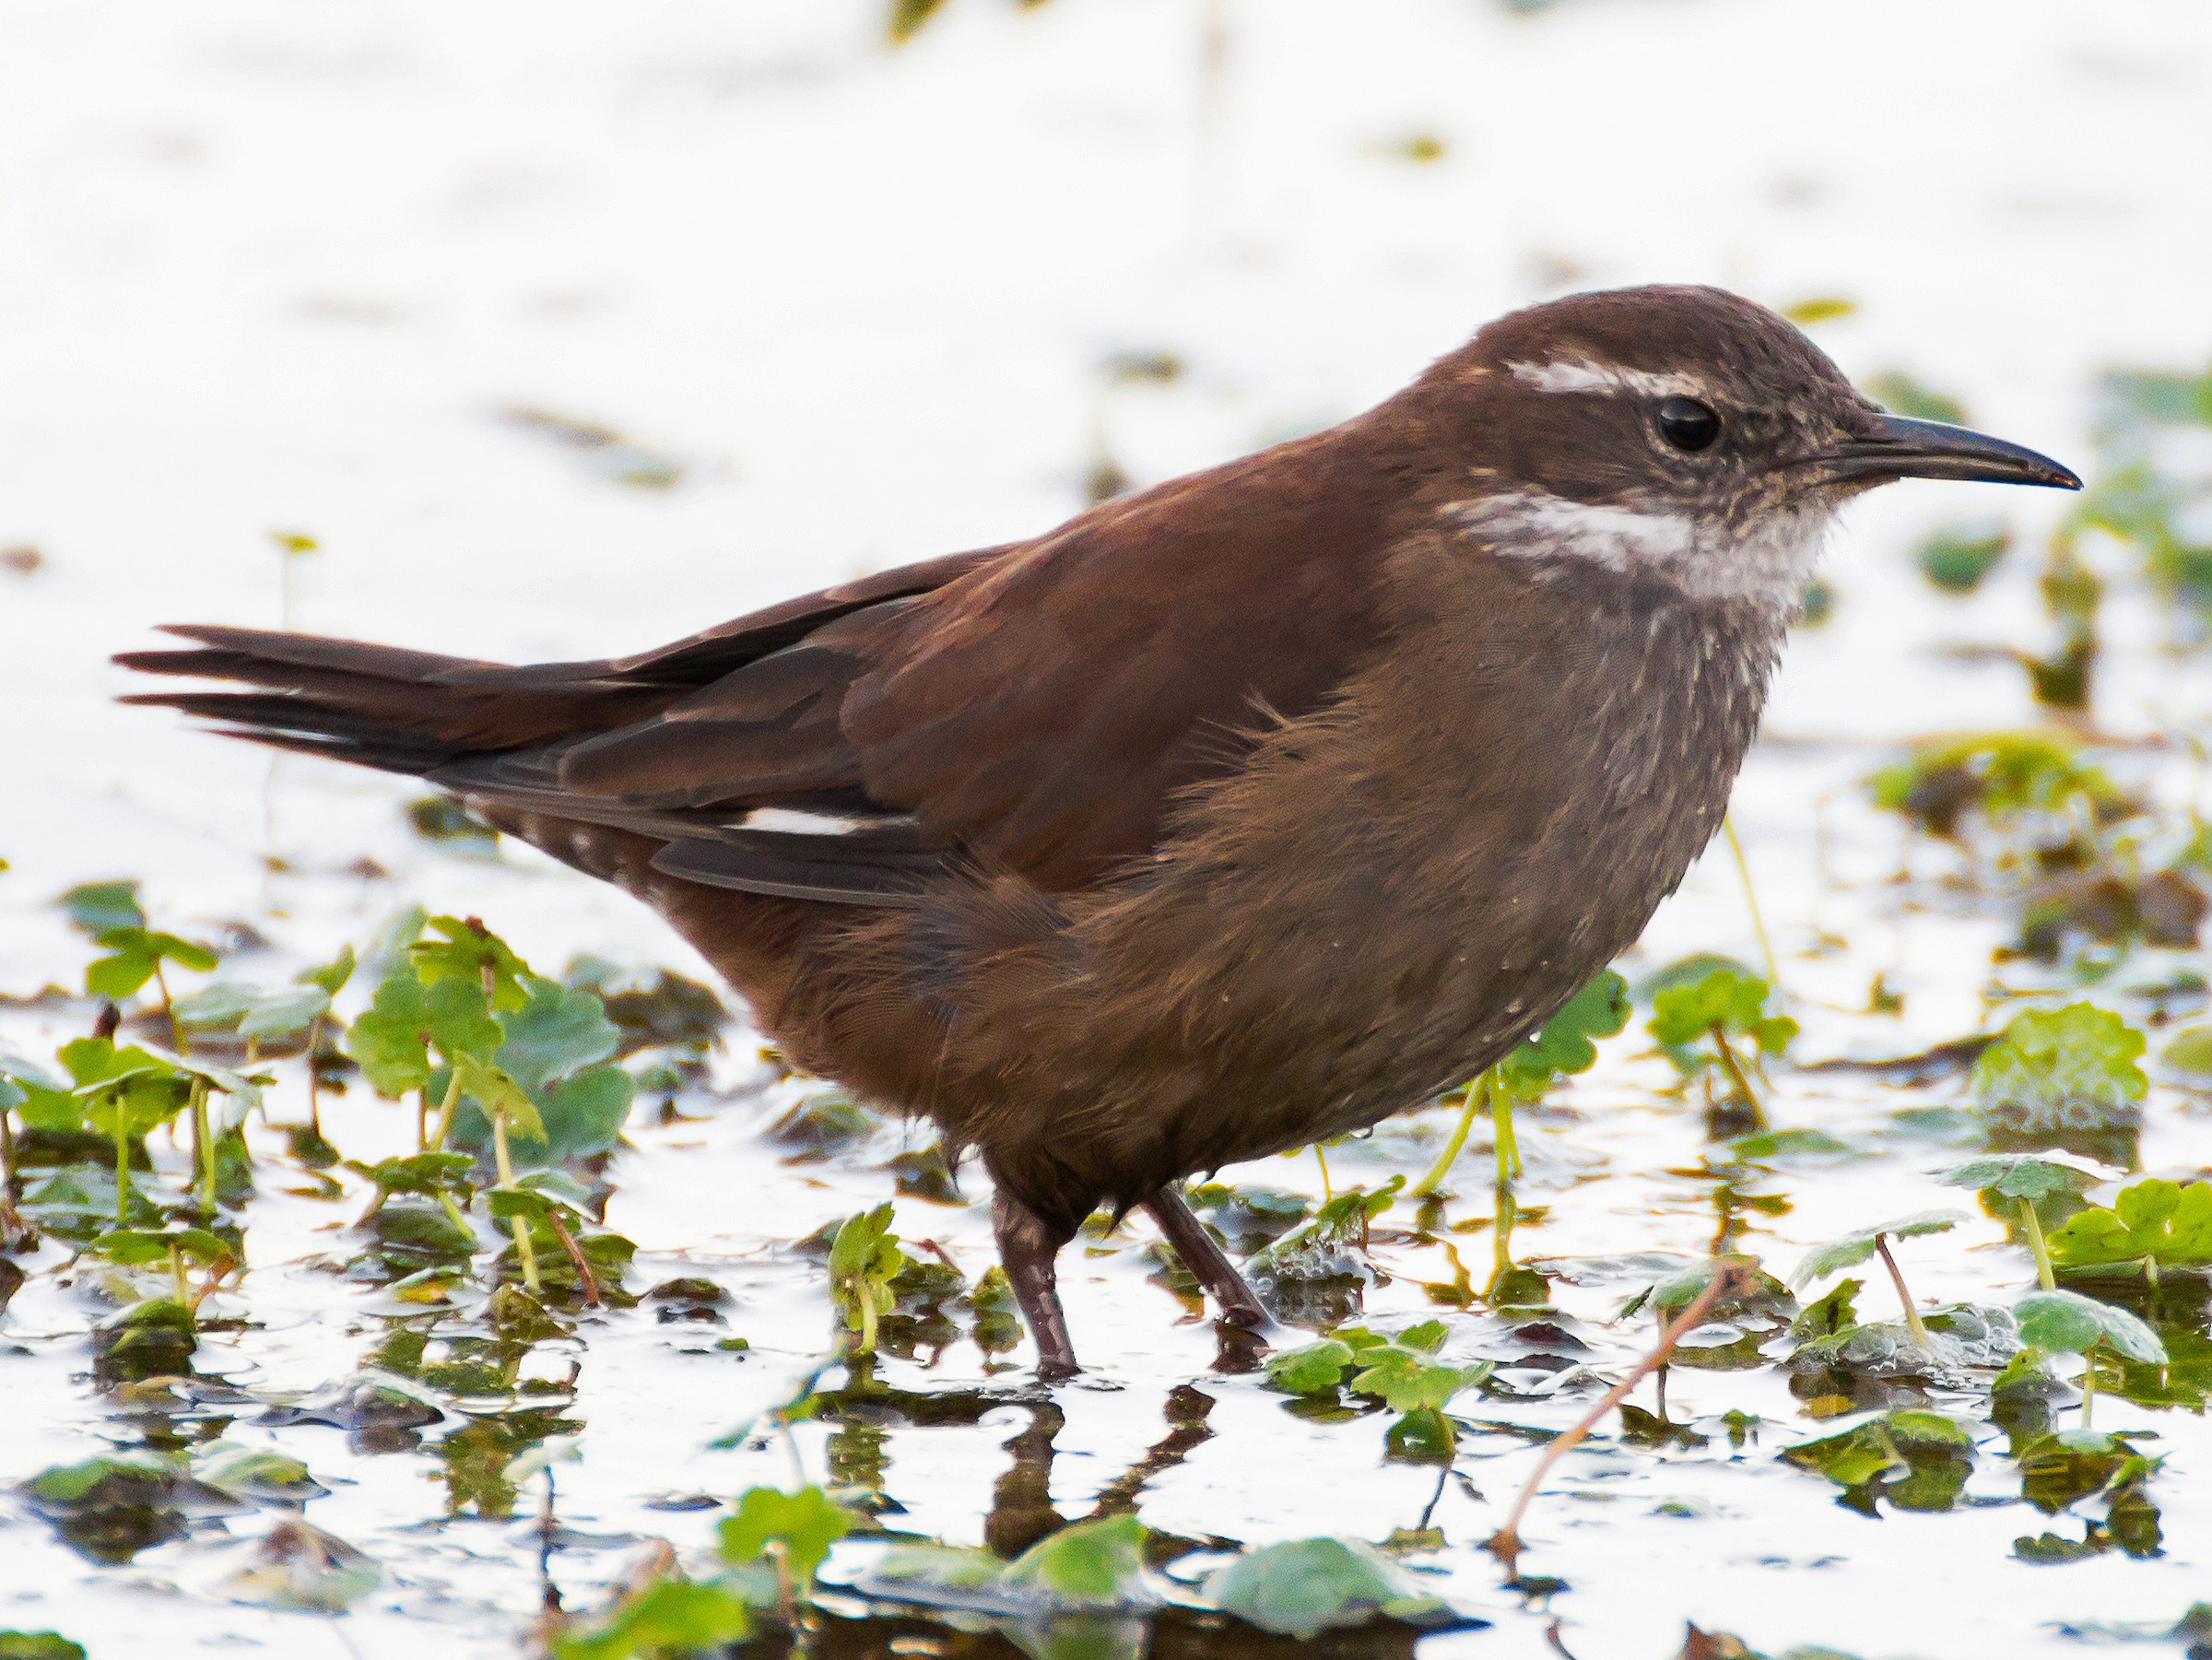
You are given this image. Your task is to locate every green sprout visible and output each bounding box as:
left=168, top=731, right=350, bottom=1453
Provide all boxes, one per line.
left=2014, top=1289, right=2168, bottom=1430
left=1414, top=970, right=1628, bottom=1195
left=1941, top=1154, right=2105, bottom=1289
left=1790, top=1211, right=1964, bottom=1348
left=1646, top=960, right=1795, bottom=1127
left=828, top=1204, right=907, bottom=1357
left=1265, top=1319, right=1494, bottom=1460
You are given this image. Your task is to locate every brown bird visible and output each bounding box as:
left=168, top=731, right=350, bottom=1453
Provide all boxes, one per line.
left=119, top=286, right=2077, bottom=1378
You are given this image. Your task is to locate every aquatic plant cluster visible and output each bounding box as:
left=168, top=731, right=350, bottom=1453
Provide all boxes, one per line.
left=4, top=363, right=2212, bottom=1656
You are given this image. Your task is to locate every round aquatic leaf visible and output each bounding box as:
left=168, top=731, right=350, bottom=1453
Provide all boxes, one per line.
left=1941, top=1154, right=2106, bottom=1202
left=237, top=985, right=331, bottom=1041
left=854, top=1544, right=1017, bottom=1615
left=2016, top=1289, right=2168, bottom=1364
left=1204, top=1538, right=1447, bottom=1639
left=191, top=1444, right=327, bottom=1503
left=1497, top=970, right=1630, bottom=1099
left=717, top=1485, right=853, bottom=1584
left=496, top=979, right=623, bottom=1093
left=554, top=1578, right=753, bottom=1660
left=1973, top=1003, right=2148, bottom=1132
left=1265, top=1339, right=1354, bottom=1395
left=2046, top=1179, right=2212, bottom=1269
left=0, top=1634, right=87, bottom=1660
left=999, top=1515, right=1159, bottom=1613
left=218, top=1519, right=379, bottom=1612
left=60, top=880, right=146, bottom=936
left=2165, top=1025, right=2212, bottom=1075
left=1790, top=1211, right=1966, bottom=1289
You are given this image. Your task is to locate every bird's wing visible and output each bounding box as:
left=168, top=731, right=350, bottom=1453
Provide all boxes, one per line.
left=501, top=432, right=1399, bottom=897
left=122, top=434, right=1399, bottom=903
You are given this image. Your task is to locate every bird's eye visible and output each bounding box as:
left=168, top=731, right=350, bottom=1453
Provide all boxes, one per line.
left=1656, top=396, right=1721, bottom=453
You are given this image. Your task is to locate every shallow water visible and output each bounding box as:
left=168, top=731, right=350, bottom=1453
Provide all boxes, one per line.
left=4, top=2, right=2212, bottom=1656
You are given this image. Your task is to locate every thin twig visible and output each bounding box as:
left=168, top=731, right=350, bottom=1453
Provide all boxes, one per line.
left=544, top=1207, right=603, bottom=1308
left=1488, top=1263, right=1744, bottom=1566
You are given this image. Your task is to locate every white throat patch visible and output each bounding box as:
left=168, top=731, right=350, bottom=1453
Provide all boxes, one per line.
left=1445, top=489, right=1831, bottom=611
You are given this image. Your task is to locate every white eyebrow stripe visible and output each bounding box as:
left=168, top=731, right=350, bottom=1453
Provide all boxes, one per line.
left=1509, top=359, right=1709, bottom=399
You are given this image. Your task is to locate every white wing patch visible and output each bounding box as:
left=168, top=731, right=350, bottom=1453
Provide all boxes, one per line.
left=736, top=806, right=872, bottom=836
left=1509, top=358, right=1711, bottom=400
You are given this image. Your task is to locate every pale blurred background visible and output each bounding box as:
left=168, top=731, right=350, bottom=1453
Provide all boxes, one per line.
left=2, top=0, right=2207, bottom=971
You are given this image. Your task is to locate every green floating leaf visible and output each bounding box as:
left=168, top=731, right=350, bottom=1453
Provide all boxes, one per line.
left=1973, top=1004, right=2148, bottom=1133
left=717, top=1485, right=853, bottom=1586
left=1865, top=370, right=1969, bottom=427
left=190, top=1443, right=327, bottom=1504
left=0, top=1633, right=87, bottom=1660
left=1791, top=1211, right=1965, bottom=1288
left=2015, top=1289, right=2168, bottom=1363
left=2161, top=1024, right=2212, bottom=1076
left=1646, top=962, right=1795, bottom=1070
left=998, top=1514, right=1159, bottom=1613
left=553, top=1578, right=752, bottom=1660
left=1941, top=1153, right=2107, bottom=1203
left=1496, top=970, right=1630, bottom=1100
left=59, top=880, right=145, bottom=936
left=84, top=927, right=218, bottom=1001
left=410, top=915, right=533, bottom=1011
left=218, top=1520, right=378, bottom=1612
left=1869, top=732, right=2119, bottom=843
left=1727, top=1127, right=1852, bottom=1162
left=1914, top=522, right=2009, bottom=595
left=1204, top=1538, right=1451, bottom=1639
left=2048, top=1179, right=2212, bottom=1271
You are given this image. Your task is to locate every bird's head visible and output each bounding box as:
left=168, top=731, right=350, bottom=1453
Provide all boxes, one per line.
left=1420, top=284, right=2079, bottom=614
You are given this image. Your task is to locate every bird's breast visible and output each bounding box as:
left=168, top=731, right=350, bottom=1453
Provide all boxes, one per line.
left=1047, top=579, right=1783, bottom=1169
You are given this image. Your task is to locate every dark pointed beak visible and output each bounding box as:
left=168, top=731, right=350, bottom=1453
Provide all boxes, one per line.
left=1799, top=414, right=2081, bottom=490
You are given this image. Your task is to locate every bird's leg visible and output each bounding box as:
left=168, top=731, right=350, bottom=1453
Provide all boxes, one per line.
left=993, top=1190, right=1079, bottom=1382
left=1145, top=1185, right=1268, bottom=1333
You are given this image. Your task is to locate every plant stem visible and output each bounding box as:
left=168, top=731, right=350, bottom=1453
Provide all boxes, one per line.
left=153, top=962, right=182, bottom=1054
left=2018, top=1196, right=2055, bottom=1290
left=437, top=1189, right=472, bottom=1239
left=490, top=1105, right=541, bottom=1294
left=1724, top=814, right=1783, bottom=998
left=1709, top=1028, right=1766, bottom=1129
left=1488, top=1177, right=1518, bottom=1296
left=1488, top=1262, right=1743, bottom=1566
left=429, top=1071, right=465, bottom=1149
left=1494, top=1076, right=1522, bottom=1183
left=1411, top=1077, right=1484, bottom=1197
left=169, top=1242, right=189, bottom=1306
left=510, top=1216, right=543, bottom=1295
left=1314, top=1143, right=1333, bottom=1202
left=192, top=1078, right=216, bottom=1215
left=2080, top=1357, right=2097, bottom=1430
left=303, top=1015, right=324, bottom=1137
left=1875, top=1235, right=1931, bottom=1347
left=416, top=1089, right=429, bottom=1153
left=112, top=1112, right=131, bottom=1228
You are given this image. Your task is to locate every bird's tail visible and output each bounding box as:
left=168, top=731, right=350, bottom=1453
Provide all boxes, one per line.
left=115, top=624, right=673, bottom=777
